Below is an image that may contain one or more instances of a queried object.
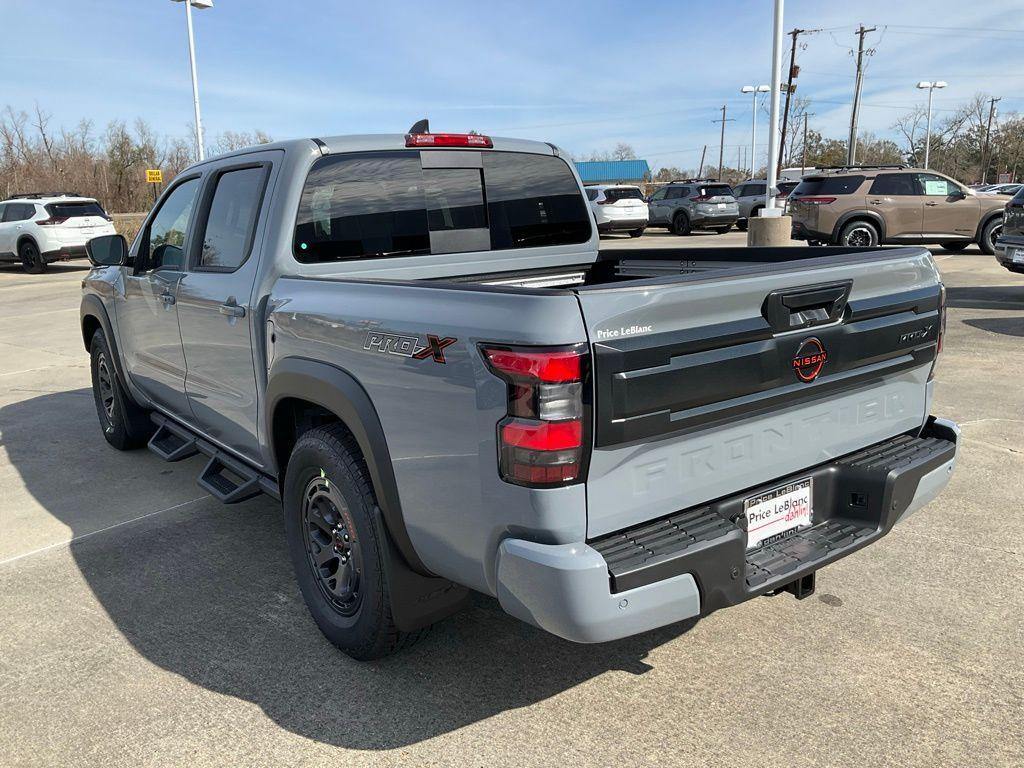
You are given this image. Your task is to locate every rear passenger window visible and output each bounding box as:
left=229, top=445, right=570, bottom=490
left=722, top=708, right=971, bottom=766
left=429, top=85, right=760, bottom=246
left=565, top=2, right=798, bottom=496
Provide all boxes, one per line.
left=586, top=189, right=600, bottom=201
left=869, top=174, right=918, bottom=195
left=792, top=175, right=865, bottom=196
left=294, top=150, right=591, bottom=262
left=197, top=166, right=267, bottom=270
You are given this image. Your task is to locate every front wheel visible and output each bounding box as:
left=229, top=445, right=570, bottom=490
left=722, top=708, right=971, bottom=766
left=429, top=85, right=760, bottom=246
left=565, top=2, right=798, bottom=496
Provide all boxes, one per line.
left=89, top=329, right=153, bottom=450
left=19, top=241, right=46, bottom=274
left=978, top=217, right=1003, bottom=256
left=940, top=242, right=970, bottom=253
left=711, top=226, right=731, bottom=235
left=283, top=423, right=427, bottom=660
left=629, top=227, right=646, bottom=238
left=838, top=220, right=879, bottom=247
left=736, top=219, right=748, bottom=232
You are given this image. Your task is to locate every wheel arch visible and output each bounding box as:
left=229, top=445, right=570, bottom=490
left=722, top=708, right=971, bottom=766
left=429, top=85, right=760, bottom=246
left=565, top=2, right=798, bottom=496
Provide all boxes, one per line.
left=265, top=356, right=430, bottom=575
left=832, top=210, right=886, bottom=243
left=80, top=295, right=130, bottom=387
left=975, top=209, right=1004, bottom=241
left=16, top=233, right=40, bottom=253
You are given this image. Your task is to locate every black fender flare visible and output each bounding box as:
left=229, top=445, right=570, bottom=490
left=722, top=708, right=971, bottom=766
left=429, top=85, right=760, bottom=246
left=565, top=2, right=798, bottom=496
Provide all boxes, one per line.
left=832, top=210, right=887, bottom=243
left=80, top=294, right=130, bottom=388
left=264, top=356, right=429, bottom=575
left=16, top=233, right=40, bottom=254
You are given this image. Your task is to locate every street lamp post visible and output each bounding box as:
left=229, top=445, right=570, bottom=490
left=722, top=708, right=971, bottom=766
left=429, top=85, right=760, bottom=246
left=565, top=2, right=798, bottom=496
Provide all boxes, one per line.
left=916, top=80, right=947, bottom=169
left=765, top=0, right=785, bottom=212
left=741, top=85, right=771, bottom=178
left=172, top=0, right=214, bottom=162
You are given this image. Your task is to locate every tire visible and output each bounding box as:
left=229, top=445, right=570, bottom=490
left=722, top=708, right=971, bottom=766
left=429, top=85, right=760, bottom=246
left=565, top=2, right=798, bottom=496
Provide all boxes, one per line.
left=89, top=329, right=153, bottom=450
left=19, top=240, right=46, bottom=274
left=838, top=220, right=879, bottom=247
left=736, top=219, right=748, bottom=232
left=283, top=423, right=427, bottom=660
left=750, top=205, right=763, bottom=221
left=978, top=217, right=1003, bottom=256
left=629, top=227, right=646, bottom=238
left=939, top=242, right=970, bottom=253
left=672, top=212, right=691, bottom=236
left=712, top=226, right=731, bottom=235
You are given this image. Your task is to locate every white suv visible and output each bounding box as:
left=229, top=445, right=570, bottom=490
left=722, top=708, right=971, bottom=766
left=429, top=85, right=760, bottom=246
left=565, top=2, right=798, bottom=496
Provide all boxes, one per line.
left=0, top=194, right=116, bottom=273
left=584, top=184, right=649, bottom=237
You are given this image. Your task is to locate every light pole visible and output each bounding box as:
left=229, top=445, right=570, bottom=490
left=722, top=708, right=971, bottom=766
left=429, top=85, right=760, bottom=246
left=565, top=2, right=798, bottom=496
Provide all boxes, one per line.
left=172, top=0, right=214, bottom=162
left=741, top=85, right=771, bottom=178
left=916, top=80, right=947, bottom=169
left=765, top=0, right=784, bottom=212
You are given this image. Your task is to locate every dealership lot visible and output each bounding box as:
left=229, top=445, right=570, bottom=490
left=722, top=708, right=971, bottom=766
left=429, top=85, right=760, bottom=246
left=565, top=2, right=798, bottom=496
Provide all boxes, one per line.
left=1, top=236, right=1022, bottom=767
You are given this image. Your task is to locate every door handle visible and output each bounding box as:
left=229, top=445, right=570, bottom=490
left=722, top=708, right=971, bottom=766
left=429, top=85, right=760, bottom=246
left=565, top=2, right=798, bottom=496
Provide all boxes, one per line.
left=160, top=292, right=176, bottom=306
left=868, top=199, right=883, bottom=205
left=925, top=201, right=939, bottom=207
left=219, top=301, right=246, bottom=318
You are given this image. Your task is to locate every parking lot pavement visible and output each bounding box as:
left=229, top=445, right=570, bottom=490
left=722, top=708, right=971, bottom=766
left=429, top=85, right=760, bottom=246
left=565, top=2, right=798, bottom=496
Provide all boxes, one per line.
left=1, top=247, right=1022, bottom=768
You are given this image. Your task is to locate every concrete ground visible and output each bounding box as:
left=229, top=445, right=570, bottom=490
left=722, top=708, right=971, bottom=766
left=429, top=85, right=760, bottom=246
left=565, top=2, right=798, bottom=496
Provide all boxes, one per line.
left=1, top=235, right=1022, bottom=767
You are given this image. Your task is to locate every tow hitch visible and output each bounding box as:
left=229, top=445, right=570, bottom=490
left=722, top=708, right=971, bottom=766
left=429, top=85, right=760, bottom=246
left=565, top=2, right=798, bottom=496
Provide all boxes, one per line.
left=784, top=572, right=816, bottom=600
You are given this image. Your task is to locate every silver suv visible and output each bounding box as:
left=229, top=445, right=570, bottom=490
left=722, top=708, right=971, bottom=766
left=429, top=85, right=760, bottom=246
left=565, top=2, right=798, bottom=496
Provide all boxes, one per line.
left=646, top=179, right=738, bottom=235
left=732, top=179, right=798, bottom=231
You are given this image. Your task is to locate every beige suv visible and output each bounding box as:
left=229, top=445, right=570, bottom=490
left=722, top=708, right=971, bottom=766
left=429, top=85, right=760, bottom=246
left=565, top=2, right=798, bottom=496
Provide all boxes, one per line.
left=789, top=165, right=1010, bottom=253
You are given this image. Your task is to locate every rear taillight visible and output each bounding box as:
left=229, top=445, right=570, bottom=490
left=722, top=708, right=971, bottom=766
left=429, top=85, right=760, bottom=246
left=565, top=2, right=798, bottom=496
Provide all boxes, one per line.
left=35, top=217, right=68, bottom=226
left=692, top=195, right=710, bottom=202
left=793, top=196, right=836, bottom=205
left=930, top=283, right=947, bottom=381
left=406, top=132, right=493, bottom=148
left=482, top=344, right=588, bottom=487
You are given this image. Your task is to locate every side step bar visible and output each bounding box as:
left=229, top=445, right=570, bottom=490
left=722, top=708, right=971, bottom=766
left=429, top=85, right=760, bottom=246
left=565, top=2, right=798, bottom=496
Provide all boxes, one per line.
left=147, top=413, right=279, bottom=503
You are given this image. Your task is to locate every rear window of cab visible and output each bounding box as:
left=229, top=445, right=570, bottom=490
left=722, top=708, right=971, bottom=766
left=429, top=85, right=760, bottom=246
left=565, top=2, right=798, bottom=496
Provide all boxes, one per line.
left=293, top=150, right=591, bottom=262
left=792, top=176, right=866, bottom=196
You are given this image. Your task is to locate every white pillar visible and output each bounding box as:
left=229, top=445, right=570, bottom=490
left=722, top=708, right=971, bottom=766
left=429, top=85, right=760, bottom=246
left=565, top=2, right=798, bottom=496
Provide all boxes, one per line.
left=765, top=0, right=784, bottom=211
left=184, top=0, right=204, bottom=161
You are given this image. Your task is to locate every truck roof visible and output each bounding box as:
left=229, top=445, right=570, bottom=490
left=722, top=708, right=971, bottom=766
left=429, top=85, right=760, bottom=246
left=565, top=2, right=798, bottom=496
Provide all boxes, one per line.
left=190, top=133, right=560, bottom=170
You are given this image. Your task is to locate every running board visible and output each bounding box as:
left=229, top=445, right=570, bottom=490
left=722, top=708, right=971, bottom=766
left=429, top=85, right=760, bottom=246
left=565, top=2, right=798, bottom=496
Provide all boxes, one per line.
left=147, top=419, right=199, bottom=461
left=147, top=413, right=280, bottom=503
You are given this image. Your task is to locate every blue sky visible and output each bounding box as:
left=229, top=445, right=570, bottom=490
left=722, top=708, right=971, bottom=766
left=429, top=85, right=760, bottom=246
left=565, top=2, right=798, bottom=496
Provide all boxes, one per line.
left=2, top=0, right=1021, bottom=170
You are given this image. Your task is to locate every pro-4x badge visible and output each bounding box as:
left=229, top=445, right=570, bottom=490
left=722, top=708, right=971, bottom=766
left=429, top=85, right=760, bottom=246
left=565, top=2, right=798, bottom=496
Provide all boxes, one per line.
left=792, top=337, right=827, bottom=382
left=363, top=331, right=457, bottom=364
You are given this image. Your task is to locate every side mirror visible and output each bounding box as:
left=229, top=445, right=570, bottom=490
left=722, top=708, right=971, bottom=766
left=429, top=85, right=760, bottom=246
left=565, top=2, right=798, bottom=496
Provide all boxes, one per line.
left=87, top=234, right=129, bottom=267
left=950, top=188, right=966, bottom=200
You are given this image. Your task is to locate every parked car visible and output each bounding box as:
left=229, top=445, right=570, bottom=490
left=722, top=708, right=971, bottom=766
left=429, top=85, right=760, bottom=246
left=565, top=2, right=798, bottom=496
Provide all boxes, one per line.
left=995, top=185, right=1024, bottom=273
left=0, top=193, right=115, bottom=273
left=81, top=129, right=959, bottom=660
left=733, top=179, right=798, bottom=231
left=647, top=179, right=738, bottom=235
left=585, top=184, right=648, bottom=237
left=788, top=165, right=1011, bottom=253
left=979, top=183, right=1022, bottom=197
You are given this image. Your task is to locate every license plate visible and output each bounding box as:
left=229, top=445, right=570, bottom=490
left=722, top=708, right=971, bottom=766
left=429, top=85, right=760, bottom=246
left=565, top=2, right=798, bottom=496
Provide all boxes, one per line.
left=1012, top=248, right=1024, bottom=264
left=717, top=203, right=726, bottom=210
left=744, top=478, right=813, bottom=551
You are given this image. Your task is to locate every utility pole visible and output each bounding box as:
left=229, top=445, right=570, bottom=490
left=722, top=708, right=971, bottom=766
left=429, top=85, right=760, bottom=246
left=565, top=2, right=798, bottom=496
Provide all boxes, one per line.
left=777, top=27, right=807, bottom=176
left=981, top=96, right=1001, bottom=184
left=713, top=104, right=735, bottom=180
left=847, top=24, right=876, bottom=165
left=697, top=144, right=707, bottom=177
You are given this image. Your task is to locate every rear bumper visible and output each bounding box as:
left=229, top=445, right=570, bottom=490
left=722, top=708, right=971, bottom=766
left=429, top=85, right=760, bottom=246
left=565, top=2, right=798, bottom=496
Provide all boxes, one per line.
left=597, top=218, right=648, bottom=233
left=42, top=245, right=88, bottom=262
left=994, top=235, right=1024, bottom=272
left=791, top=220, right=831, bottom=243
left=691, top=211, right=738, bottom=228
left=495, top=417, right=959, bottom=643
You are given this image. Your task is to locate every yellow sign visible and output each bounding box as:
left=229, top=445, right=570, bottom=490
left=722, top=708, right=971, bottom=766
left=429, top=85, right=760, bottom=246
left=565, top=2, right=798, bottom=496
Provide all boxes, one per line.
left=145, top=169, right=163, bottom=184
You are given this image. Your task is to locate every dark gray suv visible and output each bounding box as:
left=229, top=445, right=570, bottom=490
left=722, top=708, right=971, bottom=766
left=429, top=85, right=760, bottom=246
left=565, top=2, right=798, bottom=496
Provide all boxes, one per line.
left=647, top=180, right=739, bottom=235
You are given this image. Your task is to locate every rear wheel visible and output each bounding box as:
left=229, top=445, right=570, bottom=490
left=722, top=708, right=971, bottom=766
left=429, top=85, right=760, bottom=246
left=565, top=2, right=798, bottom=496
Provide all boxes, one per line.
left=939, top=242, right=970, bottom=253
left=629, top=227, right=646, bottom=238
left=19, top=241, right=45, bottom=274
left=978, top=217, right=1003, bottom=255
left=838, top=220, right=879, bottom=247
left=89, top=329, right=153, bottom=450
left=672, top=212, right=691, bottom=236
left=736, top=219, right=748, bottom=232
left=283, top=423, right=426, bottom=660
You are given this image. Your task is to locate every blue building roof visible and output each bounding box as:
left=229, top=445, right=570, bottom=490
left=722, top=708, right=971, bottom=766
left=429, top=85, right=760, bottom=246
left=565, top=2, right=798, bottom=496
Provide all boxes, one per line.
left=574, top=159, right=651, bottom=183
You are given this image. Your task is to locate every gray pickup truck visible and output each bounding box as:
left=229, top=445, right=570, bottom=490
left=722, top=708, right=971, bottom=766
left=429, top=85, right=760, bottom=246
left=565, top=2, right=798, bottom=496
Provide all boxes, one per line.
left=80, top=127, right=960, bottom=660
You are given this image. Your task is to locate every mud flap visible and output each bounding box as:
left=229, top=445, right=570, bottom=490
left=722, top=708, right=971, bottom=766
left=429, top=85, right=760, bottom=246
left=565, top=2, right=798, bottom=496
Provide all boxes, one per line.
left=373, top=509, right=470, bottom=633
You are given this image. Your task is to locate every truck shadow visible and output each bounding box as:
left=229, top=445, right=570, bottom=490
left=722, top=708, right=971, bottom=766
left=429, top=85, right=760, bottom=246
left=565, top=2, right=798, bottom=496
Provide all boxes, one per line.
left=961, top=317, right=1024, bottom=337
left=0, top=389, right=695, bottom=749
left=946, top=285, right=1024, bottom=310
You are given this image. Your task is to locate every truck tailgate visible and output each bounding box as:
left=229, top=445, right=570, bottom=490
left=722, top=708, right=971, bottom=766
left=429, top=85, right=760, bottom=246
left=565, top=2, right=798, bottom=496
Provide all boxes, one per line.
left=575, top=248, right=942, bottom=538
